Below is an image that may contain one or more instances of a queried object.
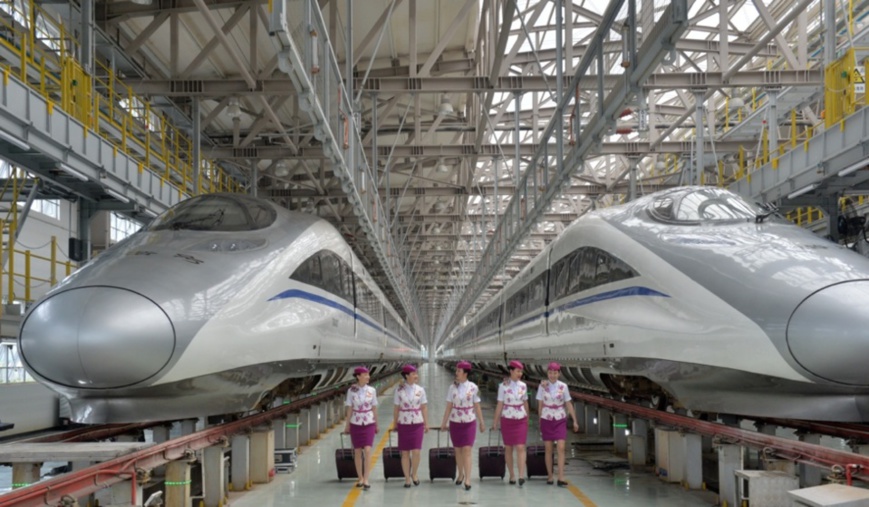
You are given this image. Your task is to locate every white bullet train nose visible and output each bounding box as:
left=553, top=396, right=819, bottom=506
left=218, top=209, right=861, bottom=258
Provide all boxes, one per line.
left=787, top=281, right=869, bottom=386
left=20, top=287, right=175, bottom=389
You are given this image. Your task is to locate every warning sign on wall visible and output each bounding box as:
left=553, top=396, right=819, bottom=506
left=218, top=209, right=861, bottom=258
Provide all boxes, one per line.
left=855, top=66, right=866, bottom=94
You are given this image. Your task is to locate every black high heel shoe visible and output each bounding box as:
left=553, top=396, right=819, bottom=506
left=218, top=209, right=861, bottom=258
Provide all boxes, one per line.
left=464, top=482, right=471, bottom=491
left=509, top=479, right=516, bottom=485
left=455, top=475, right=464, bottom=486
left=557, top=480, right=569, bottom=487
left=413, top=479, right=420, bottom=486
left=518, top=478, right=526, bottom=487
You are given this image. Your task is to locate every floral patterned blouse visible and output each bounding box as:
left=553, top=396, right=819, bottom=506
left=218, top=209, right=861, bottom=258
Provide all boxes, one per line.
left=446, top=381, right=480, bottom=423
left=497, top=380, right=529, bottom=420
left=394, top=383, right=427, bottom=425
left=345, top=385, right=378, bottom=425
left=535, top=380, right=571, bottom=421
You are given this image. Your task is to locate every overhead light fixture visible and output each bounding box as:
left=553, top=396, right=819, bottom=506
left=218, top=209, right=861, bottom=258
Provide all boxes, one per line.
left=129, top=0, right=153, bottom=4
left=439, top=94, right=453, bottom=115
left=436, top=158, right=450, bottom=173
left=226, top=97, right=242, bottom=120
left=59, top=163, right=88, bottom=182
left=0, top=130, right=30, bottom=151
left=105, top=188, right=130, bottom=203
left=141, top=208, right=157, bottom=218
left=274, top=161, right=290, bottom=177
left=838, top=161, right=867, bottom=177
left=787, top=183, right=818, bottom=200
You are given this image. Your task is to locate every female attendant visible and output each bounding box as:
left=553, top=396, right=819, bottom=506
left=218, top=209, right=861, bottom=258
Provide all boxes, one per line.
left=392, top=364, right=429, bottom=487
left=536, top=362, right=579, bottom=486
left=493, top=360, right=530, bottom=486
left=344, top=366, right=378, bottom=489
left=440, top=360, right=485, bottom=491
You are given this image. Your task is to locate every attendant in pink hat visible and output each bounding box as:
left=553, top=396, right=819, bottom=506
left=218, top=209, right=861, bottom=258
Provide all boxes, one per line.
left=392, top=364, right=428, bottom=487
left=344, top=366, right=378, bottom=489
left=440, top=360, right=485, bottom=491
left=536, top=362, right=578, bottom=486
left=493, top=360, right=529, bottom=486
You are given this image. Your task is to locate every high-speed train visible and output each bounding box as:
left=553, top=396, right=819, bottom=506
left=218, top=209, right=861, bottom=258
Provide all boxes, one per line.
left=18, top=193, right=419, bottom=423
left=441, top=186, right=869, bottom=422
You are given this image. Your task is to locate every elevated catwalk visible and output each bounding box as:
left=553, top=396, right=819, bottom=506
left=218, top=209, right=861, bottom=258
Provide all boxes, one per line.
left=228, top=364, right=715, bottom=506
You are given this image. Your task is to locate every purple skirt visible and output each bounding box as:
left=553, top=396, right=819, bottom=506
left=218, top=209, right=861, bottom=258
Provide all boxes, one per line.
left=449, top=420, right=476, bottom=447
left=500, top=417, right=528, bottom=446
left=397, top=423, right=424, bottom=451
left=349, top=423, right=376, bottom=448
left=541, top=417, right=567, bottom=442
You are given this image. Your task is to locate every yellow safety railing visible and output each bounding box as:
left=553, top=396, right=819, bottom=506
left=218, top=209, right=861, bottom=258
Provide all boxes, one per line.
left=786, top=207, right=824, bottom=227
left=0, top=227, right=73, bottom=306
left=0, top=1, right=243, bottom=198
left=824, top=48, right=866, bottom=128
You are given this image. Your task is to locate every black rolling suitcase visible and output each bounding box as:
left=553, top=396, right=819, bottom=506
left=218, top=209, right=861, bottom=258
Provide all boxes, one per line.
left=383, top=429, right=404, bottom=481
left=336, top=432, right=358, bottom=481
left=429, top=428, right=456, bottom=482
left=526, top=444, right=548, bottom=478
left=478, top=431, right=505, bottom=479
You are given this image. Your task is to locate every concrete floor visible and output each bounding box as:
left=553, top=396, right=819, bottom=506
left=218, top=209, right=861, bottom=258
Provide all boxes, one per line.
left=227, top=363, right=719, bottom=507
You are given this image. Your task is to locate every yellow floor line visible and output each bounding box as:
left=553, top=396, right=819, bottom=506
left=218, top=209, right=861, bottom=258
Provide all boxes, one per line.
left=566, top=481, right=599, bottom=507
left=340, top=430, right=392, bottom=506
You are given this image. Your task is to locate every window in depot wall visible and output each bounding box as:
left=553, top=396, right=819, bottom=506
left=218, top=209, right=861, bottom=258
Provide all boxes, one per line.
left=110, top=212, right=142, bottom=243
left=0, top=341, right=33, bottom=383
left=30, top=199, right=60, bottom=220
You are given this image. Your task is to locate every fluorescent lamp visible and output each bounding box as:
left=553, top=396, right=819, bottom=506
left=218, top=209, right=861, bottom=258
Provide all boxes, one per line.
left=0, top=130, right=30, bottom=151
left=838, top=161, right=867, bottom=177
left=141, top=208, right=156, bottom=218
left=59, top=164, right=88, bottom=182
left=787, top=183, right=818, bottom=200
left=105, top=188, right=130, bottom=203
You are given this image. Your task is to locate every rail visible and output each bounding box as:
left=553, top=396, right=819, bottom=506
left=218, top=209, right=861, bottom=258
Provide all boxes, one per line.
left=0, top=369, right=399, bottom=507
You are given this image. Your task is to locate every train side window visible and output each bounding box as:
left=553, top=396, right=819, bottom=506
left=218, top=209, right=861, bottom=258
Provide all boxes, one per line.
left=290, top=256, right=311, bottom=284
left=309, top=255, right=322, bottom=285
left=594, top=250, right=611, bottom=287
left=568, top=249, right=584, bottom=294
left=320, top=253, right=342, bottom=298
left=609, top=256, right=637, bottom=283
left=650, top=196, right=675, bottom=221
left=550, top=258, right=568, bottom=301
left=578, top=248, right=596, bottom=292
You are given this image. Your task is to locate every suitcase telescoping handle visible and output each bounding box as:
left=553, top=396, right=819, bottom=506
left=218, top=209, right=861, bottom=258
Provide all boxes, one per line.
left=340, top=431, right=351, bottom=450
left=488, top=428, right=502, bottom=447
left=431, top=426, right=451, bottom=447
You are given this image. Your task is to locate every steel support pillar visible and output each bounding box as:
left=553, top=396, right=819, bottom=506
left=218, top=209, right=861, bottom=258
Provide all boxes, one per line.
left=694, top=90, right=705, bottom=185
left=798, top=433, right=822, bottom=487
left=286, top=413, right=302, bottom=449
left=180, top=419, right=197, bottom=436
left=315, top=403, right=326, bottom=436
left=12, top=463, right=40, bottom=489
left=717, top=444, right=743, bottom=507
left=573, top=402, right=585, bottom=432
left=95, top=480, right=142, bottom=506
left=613, top=414, right=628, bottom=455
left=80, top=0, right=94, bottom=74
left=273, top=417, right=287, bottom=449
left=299, top=408, right=311, bottom=445
left=203, top=446, right=225, bottom=507
left=230, top=434, right=250, bottom=491
left=629, top=419, right=649, bottom=468
left=768, top=90, right=778, bottom=158
left=584, top=405, right=597, bottom=435
left=250, top=429, right=275, bottom=484
left=165, top=460, right=191, bottom=507
left=597, top=409, right=613, bottom=438
left=682, top=433, right=703, bottom=489
left=192, top=97, right=201, bottom=194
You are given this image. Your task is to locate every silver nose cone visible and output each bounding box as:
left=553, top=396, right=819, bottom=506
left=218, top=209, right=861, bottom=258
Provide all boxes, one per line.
left=787, top=281, right=869, bottom=386
left=20, top=287, right=175, bottom=388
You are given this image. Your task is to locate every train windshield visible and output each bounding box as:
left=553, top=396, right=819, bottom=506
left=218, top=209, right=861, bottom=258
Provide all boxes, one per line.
left=649, top=188, right=758, bottom=224
left=150, top=194, right=277, bottom=231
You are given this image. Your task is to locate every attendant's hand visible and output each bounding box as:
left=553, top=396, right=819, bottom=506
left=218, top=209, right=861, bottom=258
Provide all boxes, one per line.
left=493, top=421, right=500, bottom=431
left=573, top=421, right=579, bottom=433
left=441, top=424, right=449, bottom=432
left=424, top=426, right=430, bottom=434
left=479, top=422, right=486, bottom=433
left=344, top=423, right=350, bottom=434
